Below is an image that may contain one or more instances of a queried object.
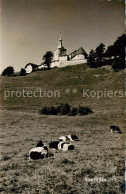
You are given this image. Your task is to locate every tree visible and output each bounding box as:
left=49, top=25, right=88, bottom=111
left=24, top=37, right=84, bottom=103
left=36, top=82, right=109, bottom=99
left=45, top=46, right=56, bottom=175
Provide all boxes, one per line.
left=87, top=49, right=96, bottom=67
left=19, top=68, right=26, bottom=76
left=95, top=43, right=105, bottom=62
left=88, top=34, right=125, bottom=69
left=105, top=45, right=115, bottom=58
left=105, top=34, right=125, bottom=70
left=113, top=34, right=125, bottom=60
left=43, top=51, right=53, bottom=70
left=112, top=58, right=125, bottom=71
left=88, top=44, right=106, bottom=68
left=1, top=66, right=14, bottom=76
left=106, top=34, right=125, bottom=59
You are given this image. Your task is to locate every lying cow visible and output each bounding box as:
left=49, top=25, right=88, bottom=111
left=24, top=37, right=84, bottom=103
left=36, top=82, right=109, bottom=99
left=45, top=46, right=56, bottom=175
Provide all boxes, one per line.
left=110, top=126, right=122, bottom=134
left=49, top=141, right=74, bottom=151
left=59, top=135, right=79, bottom=142
left=29, top=140, right=48, bottom=160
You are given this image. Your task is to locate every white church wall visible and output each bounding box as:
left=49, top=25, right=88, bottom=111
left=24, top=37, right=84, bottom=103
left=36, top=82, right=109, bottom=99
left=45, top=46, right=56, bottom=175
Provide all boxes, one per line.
left=51, top=61, right=59, bottom=68
left=71, top=54, right=85, bottom=60
left=54, top=49, right=59, bottom=61
left=59, top=56, right=68, bottom=67
left=51, top=58, right=87, bottom=68
left=65, top=59, right=87, bottom=66
left=59, top=56, right=68, bottom=61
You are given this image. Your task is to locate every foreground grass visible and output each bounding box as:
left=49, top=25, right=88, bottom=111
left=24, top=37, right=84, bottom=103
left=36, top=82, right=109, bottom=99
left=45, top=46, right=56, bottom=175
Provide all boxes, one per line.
left=0, top=109, right=125, bottom=193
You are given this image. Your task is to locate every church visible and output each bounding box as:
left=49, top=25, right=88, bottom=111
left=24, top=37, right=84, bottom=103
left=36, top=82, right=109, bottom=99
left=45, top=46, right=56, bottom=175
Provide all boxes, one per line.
left=51, top=33, right=88, bottom=68
left=25, top=34, right=88, bottom=73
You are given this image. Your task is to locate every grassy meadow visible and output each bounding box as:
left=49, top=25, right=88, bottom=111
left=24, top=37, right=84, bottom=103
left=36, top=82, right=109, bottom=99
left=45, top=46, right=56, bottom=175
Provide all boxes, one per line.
left=0, top=64, right=125, bottom=193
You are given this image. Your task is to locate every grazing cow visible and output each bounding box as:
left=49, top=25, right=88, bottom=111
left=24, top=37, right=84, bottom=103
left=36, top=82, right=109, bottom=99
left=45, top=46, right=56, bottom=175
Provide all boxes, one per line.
left=59, top=135, right=79, bottom=142
left=110, top=126, right=122, bottom=134
left=29, top=140, right=48, bottom=160
left=49, top=141, right=74, bottom=151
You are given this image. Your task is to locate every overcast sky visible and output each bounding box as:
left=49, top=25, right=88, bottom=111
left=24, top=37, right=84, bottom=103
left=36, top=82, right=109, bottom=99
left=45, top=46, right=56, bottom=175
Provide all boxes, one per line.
left=0, top=0, right=125, bottom=73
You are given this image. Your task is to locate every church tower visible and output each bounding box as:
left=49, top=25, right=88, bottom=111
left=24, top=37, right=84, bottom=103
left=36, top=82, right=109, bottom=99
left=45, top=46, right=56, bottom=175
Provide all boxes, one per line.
left=54, top=33, right=67, bottom=61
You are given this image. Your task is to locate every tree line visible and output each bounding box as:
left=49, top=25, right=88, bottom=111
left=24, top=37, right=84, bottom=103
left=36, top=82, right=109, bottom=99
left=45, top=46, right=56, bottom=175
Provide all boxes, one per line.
left=1, top=51, right=53, bottom=76
left=87, top=34, right=125, bottom=70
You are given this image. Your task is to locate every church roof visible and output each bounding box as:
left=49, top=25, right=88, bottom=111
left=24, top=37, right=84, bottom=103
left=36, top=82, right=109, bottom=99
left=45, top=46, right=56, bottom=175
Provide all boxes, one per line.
left=69, top=47, right=87, bottom=59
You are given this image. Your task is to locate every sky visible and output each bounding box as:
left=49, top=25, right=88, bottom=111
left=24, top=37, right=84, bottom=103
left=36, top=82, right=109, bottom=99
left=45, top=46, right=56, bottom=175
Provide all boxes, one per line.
left=0, top=0, right=125, bottom=73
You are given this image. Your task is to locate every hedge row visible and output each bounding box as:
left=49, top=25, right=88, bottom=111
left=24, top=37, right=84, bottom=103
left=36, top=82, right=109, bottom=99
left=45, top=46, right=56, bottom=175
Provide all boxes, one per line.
left=39, top=103, right=93, bottom=116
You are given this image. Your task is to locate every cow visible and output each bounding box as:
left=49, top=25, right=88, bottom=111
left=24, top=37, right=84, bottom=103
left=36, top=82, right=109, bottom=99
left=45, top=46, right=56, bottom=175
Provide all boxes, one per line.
left=59, top=135, right=79, bottom=142
left=29, top=140, right=48, bottom=160
left=49, top=141, right=74, bottom=151
left=110, top=126, right=122, bottom=134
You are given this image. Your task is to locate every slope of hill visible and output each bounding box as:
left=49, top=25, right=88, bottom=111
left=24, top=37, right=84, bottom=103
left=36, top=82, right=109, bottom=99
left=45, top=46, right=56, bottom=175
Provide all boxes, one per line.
left=0, top=64, right=125, bottom=113
left=0, top=64, right=125, bottom=193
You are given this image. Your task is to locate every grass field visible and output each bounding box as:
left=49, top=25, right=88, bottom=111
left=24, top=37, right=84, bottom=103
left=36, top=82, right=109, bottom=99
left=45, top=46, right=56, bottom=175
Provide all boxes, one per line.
left=0, top=64, right=125, bottom=193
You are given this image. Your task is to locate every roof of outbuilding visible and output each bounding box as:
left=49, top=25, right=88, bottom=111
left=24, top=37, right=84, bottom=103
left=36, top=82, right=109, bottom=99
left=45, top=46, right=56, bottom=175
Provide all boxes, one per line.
left=25, top=63, right=38, bottom=69
left=69, top=47, right=87, bottom=59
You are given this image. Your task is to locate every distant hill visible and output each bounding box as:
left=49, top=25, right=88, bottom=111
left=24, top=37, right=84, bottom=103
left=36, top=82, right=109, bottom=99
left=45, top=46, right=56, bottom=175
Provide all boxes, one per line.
left=0, top=64, right=125, bottom=113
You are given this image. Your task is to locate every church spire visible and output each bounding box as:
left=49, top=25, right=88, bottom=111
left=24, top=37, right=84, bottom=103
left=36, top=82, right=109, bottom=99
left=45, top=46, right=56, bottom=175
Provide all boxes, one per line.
left=59, top=32, right=62, bottom=41
left=58, top=32, right=62, bottom=48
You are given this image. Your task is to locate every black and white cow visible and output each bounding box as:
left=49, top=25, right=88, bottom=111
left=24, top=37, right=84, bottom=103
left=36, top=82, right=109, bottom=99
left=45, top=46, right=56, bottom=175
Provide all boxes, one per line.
left=29, top=140, right=48, bottom=160
left=49, top=141, right=74, bottom=151
left=59, top=135, right=79, bottom=142
left=110, top=126, right=122, bottom=134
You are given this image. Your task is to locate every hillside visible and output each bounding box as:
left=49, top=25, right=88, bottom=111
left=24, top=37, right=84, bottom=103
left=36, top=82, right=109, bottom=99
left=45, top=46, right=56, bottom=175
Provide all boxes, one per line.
left=0, top=64, right=125, bottom=113
left=0, top=64, right=125, bottom=193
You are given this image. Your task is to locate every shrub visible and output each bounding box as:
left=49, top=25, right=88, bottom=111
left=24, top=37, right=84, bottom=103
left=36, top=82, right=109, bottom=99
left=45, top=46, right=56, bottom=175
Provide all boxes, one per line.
left=39, top=107, right=50, bottom=115
left=78, top=106, right=93, bottom=115
left=19, top=68, right=26, bottom=76
left=1, top=66, right=14, bottom=76
left=49, top=106, right=58, bottom=115
left=39, top=103, right=93, bottom=116
left=68, top=107, right=78, bottom=116
left=57, top=103, right=70, bottom=115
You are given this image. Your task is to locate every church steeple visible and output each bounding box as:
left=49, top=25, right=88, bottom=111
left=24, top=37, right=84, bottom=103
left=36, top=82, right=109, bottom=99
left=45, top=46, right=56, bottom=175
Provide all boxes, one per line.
left=59, top=32, right=62, bottom=41
left=58, top=32, right=62, bottom=48
left=54, top=33, right=67, bottom=61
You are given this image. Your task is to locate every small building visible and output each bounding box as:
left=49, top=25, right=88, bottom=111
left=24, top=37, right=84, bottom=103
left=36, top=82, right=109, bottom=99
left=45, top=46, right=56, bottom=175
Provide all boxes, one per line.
left=51, top=33, right=87, bottom=68
left=69, top=47, right=88, bottom=61
left=25, top=63, right=38, bottom=74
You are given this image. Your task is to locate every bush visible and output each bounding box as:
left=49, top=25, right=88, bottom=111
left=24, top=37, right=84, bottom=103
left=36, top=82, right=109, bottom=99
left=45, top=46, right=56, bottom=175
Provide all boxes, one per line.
left=40, top=103, right=93, bottom=116
left=49, top=106, right=59, bottom=115
left=1, top=66, right=14, bottom=76
left=39, top=106, right=59, bottom=115
left=57, top=103, right=70, bottom=115
left=19, top=68, right=26, bottom=76
left=68, top=107, right=78, bottom=116
left=78, top=106, right=93, bottom=115
left=39, top=107, right=50, bottom=115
